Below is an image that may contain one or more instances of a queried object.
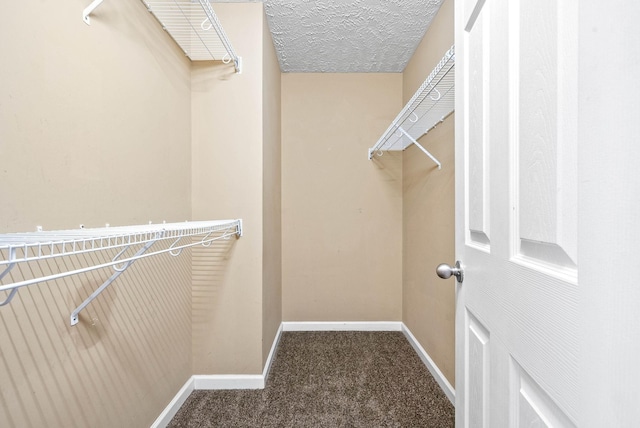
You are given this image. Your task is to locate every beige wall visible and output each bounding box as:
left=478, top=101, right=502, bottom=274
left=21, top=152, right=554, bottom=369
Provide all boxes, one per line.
left=0, top=1, right=192, bottom=231
left=402, top=0, right=456, bottom=385
left=281, top=74, right=403, bottom=322
left=261, top=12, right=283, bottom=366
left=0, top=0, right=192, bottom=426
left=191, top=3, right=281, bottom=375
left=0, top=0, right=456, bottom=425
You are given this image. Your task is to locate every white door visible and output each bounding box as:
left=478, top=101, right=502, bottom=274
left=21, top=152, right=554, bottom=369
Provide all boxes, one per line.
left=453, top=0, right=640, bottom=426
left=453, top=0, right=579, bottom=425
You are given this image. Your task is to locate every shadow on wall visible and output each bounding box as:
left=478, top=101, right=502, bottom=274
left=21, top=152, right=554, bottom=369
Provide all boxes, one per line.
left=370, top=150, right=403, bottom=184
left=0, top=241, right=193, bottom=428
left=192, top=62, right=239, bottom=92
left=191, top=237, right=237, bottom=360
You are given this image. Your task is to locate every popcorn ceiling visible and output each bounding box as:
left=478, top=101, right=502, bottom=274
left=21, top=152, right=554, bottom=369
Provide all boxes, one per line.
left=259, top=0, right=445, bottom=73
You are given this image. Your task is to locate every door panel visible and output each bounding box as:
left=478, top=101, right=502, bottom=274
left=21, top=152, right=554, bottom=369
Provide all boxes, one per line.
left=466, top=310, right=489, bottom=427
left=455, top=0, right=578, bottom=425
left=510, top=0, right=578, bottom=278
left=466, top=0, right=491, bottom=249
left=510, top=360, right=577, bottom=428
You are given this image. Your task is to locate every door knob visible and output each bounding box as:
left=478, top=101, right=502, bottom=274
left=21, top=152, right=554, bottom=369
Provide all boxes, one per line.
left=436, top=261, right=464, bottom=283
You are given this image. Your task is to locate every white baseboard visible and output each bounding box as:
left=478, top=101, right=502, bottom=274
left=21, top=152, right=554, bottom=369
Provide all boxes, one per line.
left=263, top=322, right=283, bottom=380
left=195, top=322, right=284, bottom=390
left=193, top=324, right=282, bottom=389
left=150, top=377, right=195, bottom=428
left=402, top=324, right=456, bottom=405
left=152, top=325, right=283, bottom=427
left=193, top=374, right=265, bottom=389
left=153, top=321, right=455, bottom=427
left=282, top=321, right=403, bottom=331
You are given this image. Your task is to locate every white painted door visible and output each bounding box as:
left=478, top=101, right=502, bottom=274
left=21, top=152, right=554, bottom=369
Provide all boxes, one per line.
left=453, top=0, right=580, bottom=426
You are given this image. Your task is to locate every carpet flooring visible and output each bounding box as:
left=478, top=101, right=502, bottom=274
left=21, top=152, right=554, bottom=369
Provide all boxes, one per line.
left=168, top=331, right=455, bottom=427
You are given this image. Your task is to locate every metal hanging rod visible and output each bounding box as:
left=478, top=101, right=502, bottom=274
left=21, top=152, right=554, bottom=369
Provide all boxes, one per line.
left=0, top=219, right=242, bottom=325
left=143, top=0, right=242, bottom=73
left=369, top=45, right=455, bottom=167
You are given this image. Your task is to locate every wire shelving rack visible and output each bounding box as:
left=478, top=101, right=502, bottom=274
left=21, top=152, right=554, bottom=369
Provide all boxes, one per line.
left=83, top=0, right=241, bottom=72
left=0, top=219, right=242, bottom=325
left=369, top=45, right=455, bottom=168
left=143, top=0, right=242, bottom=72
left=140, top=0, right=242, bottom=72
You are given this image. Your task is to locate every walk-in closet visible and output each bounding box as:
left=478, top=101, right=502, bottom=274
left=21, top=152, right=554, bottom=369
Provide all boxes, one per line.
left=4, top=0, right=637, bottom=426
left=3, top=0, right=456, bottom=425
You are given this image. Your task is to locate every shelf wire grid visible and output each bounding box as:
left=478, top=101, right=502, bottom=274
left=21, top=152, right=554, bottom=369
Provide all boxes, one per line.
left=0, top=220, right=241, bottom=266
left=143, top=0, right=239, bottom=68
left=0, top=219, right=242, bottom=323
left=370, top=45, right=455, bottom=156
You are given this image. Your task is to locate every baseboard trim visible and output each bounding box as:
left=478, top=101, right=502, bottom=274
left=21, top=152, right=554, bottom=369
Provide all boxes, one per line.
left=282, top=321, right=403, bottom=331
left=193, top=374, right=265, bottom=390
left=194, top=323, right=284, bottom=390
left=401, top=324, right=456, bottom=405
left=152, top=325, right=283, bottom=427
left=150, top=376, right=195, bottom=428
left=154, top=321, right=455, bottom=427
left=263, top=322, right=283, bottom=380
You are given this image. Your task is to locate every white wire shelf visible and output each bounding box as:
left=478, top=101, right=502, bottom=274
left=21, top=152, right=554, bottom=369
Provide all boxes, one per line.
left=0, top=219, right=242, bottom=325
left=142, top=0, right=242, bottom=72
left=369, top=45, right=455, bottom=168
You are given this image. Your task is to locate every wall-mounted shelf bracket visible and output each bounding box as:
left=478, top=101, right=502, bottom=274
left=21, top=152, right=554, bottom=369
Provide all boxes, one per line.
left=83, top=0, right=105, bottom=25
left=70, top=238, right=157, bottom=326
left=235, top=56, right=243, bottom=74
left=236, top=219, right=243, bottom=237
left=398, top=127, right=441, bottom=169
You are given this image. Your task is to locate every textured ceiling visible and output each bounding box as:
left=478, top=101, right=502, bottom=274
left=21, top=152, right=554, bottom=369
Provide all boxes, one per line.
left=216, top=0, right=445, bottom=73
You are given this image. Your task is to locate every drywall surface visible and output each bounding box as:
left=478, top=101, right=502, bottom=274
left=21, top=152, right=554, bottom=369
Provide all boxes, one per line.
left=0, top=0, right=192, bottom=426
left=281, top=73, right=403, bottom=322
left=402, top=0, right=456, bottom=386
left=0, top=3, right=191, bottom=232
left=262, top=11, right=283, bottom=367
left=191, top=3, right=265, bottom=375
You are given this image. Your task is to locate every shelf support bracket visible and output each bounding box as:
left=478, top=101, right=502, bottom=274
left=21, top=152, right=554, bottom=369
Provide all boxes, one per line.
left=0, top=248, right=18, bottom=307
left=398, top=127, right=442, bottom=169
left=70, top=237, right=158, bottom=326
left=83, top=0, right=105, bottom=25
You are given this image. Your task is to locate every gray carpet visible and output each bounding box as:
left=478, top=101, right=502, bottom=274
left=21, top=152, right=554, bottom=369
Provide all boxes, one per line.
left=169, top=331, right=455, bottom=427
